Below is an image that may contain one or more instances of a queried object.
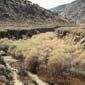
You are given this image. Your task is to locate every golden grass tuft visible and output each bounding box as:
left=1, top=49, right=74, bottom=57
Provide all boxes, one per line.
left=0, top=31, right=85, bottom=85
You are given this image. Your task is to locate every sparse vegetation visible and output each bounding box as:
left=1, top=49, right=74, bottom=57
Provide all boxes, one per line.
left=0, top=0, right=84, bottom=85
left=0, top=30, right=85, bottom=85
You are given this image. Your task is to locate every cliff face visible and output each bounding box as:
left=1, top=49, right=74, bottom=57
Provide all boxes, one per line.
left=61, top=0, right=85, bottom=24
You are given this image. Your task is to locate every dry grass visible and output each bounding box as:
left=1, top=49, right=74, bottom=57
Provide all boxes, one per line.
left=0, top=31, right=85, bottom=85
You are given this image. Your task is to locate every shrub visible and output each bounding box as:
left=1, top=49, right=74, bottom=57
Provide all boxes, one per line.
left=0, top=38, right=12, bottom=52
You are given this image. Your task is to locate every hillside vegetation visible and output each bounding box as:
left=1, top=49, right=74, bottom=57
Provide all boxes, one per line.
left=0, top=0, right=70, bottom=28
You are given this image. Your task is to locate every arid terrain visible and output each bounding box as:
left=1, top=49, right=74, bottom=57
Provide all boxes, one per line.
left=0, top=26, right=85, bottom=85
left=0, top=0, right=85, bottom=85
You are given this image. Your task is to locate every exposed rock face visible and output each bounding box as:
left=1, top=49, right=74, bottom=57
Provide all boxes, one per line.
left=61, top=0, right=85, bottom=24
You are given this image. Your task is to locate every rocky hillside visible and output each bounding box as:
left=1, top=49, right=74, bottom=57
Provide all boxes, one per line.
left=50, top=4, right=67, bottom=14
left=0, top=0, right=70, bottom=28
left=61, top=0, right=85, bottom=24
left=0, top=0, right=55, bottom=21
left=0, top=0, right=72, bottom=30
